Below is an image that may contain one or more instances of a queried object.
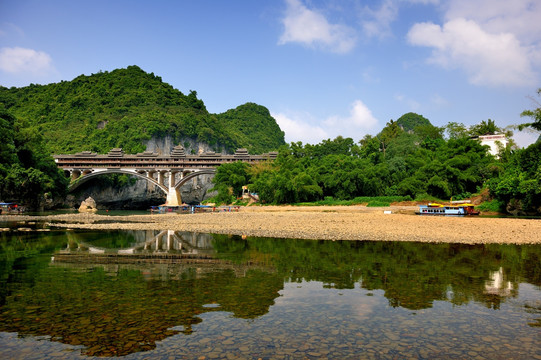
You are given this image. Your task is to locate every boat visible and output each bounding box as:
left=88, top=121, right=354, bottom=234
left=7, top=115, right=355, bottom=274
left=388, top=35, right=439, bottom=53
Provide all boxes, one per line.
left=150, top=204, right=214, bottom=214
left=417, top=203, right=480, bottom=216
left=0, top=202, right=25, bottom=214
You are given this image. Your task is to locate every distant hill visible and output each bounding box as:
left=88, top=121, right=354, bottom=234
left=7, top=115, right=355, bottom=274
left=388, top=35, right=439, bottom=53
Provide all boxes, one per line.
left=396, top=112, right=433, bottom=132
left=0, top=65, right=285, bottom=154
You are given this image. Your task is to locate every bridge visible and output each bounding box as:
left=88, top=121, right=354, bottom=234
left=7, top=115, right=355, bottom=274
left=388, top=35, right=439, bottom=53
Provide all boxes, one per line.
left=54, top=146, right=277, bottom=205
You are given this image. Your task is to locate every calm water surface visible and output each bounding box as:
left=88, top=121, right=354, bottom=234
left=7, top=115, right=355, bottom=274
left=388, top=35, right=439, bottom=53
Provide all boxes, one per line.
left=0, top=225, right=540, bottom=359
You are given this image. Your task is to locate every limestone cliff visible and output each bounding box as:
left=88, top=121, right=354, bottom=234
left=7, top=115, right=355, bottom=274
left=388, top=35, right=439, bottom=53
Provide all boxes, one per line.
left=144, top=135, right=229, bottom=156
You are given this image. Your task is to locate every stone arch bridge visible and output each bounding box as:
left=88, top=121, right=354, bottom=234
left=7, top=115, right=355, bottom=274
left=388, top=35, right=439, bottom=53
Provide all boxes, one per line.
left=54, top=146, right=277, bottom=206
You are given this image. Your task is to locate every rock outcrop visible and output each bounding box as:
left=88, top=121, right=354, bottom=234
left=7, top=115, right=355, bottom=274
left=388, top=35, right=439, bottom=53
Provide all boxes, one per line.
left=78, top=197, right=98, bottom=213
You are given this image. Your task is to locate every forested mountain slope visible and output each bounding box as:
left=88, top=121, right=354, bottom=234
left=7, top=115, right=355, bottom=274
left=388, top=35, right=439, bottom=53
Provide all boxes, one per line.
left=0, top=65, right=285, bottom=154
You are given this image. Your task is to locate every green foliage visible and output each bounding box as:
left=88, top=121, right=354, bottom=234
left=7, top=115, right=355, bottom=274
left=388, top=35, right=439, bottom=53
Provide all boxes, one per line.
left=295, top=196, right=411, bottom=206
left=217, top=103, right=286, bottom=154
left=205, top=129, right=497, bottom=205
left=488, top=93, right=541, bottom=214
left=487, top=141, right=541, bottom=214
left=396, top=112, right=432, bottom=132
left=519, top=88, right=541, bottom=131
left=210, top=161, right=250, bottom=205
left=445, top=122, right=469, bottom=139
left=469, top=119, right=500, bottom=136
left=366, top=200, right=391, bottom=207
left=0, top=106, right=68, bottom=207
left=476, top=199, right=506, bottom=213
left=0, top=66, right=285, bottom=155
left=378, top=120, right=403, bottom=157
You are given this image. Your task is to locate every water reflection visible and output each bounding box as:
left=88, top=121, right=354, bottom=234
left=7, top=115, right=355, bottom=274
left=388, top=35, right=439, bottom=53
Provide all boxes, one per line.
left=0, top=229, right=540, bottom=358
left=55, top=230, right=276, bottom=281
left=63, top=230, right=216, bottom=255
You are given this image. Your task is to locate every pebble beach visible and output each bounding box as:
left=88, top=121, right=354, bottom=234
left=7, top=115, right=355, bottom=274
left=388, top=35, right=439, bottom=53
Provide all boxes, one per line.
left=4, top=205, right=540, bottom=244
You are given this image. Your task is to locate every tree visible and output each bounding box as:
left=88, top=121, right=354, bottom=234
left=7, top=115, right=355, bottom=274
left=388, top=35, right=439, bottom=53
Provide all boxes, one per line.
left=414, top=124, right=444, bottom=141
left=378, top=120, right=402, bottom=158
left=0, top=105, right=17, bottom=168
left=211, top=161, right=250, bottom=204
left=469, top=119, right=500, bottom=136
left=395, top=112, right=432, bottom=132
left=519, top=88, right=541, bottom=131
left=445, top=122, right=468, bottom=140
left=488, top=141, right=541, bottom=214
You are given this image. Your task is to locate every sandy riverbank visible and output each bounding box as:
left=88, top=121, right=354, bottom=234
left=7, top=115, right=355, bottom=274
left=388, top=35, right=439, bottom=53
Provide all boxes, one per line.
left=2, top=205, right=540, bottom=244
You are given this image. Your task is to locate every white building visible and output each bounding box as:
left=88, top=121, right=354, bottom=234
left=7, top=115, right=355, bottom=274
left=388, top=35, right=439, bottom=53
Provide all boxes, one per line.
left=478, top=134, right=508, bottom=156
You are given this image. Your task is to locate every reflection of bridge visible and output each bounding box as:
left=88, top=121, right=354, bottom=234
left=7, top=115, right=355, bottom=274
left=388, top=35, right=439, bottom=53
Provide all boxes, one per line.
left=63, top=230, right=215, bottom=256
left=54, top=146, right=277, bottom=205
left=52, top=230, right=276, bottom=279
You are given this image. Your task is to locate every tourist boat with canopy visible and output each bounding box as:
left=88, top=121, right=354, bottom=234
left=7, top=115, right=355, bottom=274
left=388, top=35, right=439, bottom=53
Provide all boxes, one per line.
left=417, top=202, right=480, bottom=216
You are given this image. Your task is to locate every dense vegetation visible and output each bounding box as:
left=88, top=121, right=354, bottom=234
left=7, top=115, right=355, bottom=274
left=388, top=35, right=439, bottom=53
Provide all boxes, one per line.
left=213, top=128, right=496, bottom=204
left=487, top=91, right=541, bottom=213
left=0, top=105, right=68, bottom=208
left=0, top=65, right=285, bottom=155
left=212, top=110, right=540, bottom=215
left=0, top=66, right=285, bottom=208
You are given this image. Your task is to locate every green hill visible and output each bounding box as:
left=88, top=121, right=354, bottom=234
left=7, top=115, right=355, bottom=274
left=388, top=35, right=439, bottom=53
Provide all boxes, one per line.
left=396, top=112, right=433, bottom=132
left=0, top=65, right=285, bottom=154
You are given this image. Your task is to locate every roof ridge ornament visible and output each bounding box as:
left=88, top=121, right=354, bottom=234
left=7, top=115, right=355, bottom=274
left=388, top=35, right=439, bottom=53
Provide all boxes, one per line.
left=171, top=145, right=186, bottom=157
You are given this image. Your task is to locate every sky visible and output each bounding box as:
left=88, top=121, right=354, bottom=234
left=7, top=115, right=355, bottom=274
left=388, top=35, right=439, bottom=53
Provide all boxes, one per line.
left=1, top=0, right=540, bottom=148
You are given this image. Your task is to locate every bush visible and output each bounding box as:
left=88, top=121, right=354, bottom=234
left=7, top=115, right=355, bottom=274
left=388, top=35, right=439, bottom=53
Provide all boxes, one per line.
left=476, top=199, right=506, bottom=213
left=366, top=201, right=391, bottom=207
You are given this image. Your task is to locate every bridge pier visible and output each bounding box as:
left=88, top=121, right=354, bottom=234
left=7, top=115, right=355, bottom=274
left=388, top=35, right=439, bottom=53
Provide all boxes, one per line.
left=166, top=171, right=182, bottom=206
left=158, top=171, right=165, bottom=186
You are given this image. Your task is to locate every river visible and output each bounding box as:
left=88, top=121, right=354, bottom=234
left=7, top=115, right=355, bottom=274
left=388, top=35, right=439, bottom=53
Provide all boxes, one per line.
left=0, top=224, right=540, bottom=359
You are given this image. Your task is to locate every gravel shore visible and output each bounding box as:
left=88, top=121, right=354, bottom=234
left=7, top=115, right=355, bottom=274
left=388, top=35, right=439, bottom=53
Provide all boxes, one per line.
left=3, top=205, right=540, bottom=244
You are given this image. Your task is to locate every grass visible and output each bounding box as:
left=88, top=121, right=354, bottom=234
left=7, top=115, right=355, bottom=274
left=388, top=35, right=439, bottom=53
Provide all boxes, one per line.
left=366, top=201, right=391, bottom=207
left=476, top=199, right=506, bottom=213
left=294, top=196, right=412, bottom=206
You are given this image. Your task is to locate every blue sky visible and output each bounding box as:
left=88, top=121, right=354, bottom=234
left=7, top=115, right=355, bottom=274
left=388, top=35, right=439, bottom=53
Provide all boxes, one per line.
left=1, top=0, right=540, bottom=147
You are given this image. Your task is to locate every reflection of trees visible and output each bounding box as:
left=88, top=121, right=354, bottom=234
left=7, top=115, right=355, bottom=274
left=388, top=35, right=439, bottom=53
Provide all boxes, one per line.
left=0, top=230, right=283, bottom=357
left=2, top=229, right=541, bottom=356
left=0, top=230, right=68, bottom=306
left=0, top=265, right=282, bottom=357
left=213, top=236, right=541, bottom=311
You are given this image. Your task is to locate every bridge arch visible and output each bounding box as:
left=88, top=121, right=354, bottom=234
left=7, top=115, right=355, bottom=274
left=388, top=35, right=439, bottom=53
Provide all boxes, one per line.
left=174, top=169, right=216, bottom=190
left=68, top=169, right=169, bottom=194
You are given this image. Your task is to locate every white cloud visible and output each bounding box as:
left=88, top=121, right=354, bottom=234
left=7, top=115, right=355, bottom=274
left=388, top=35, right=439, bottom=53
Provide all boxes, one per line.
left=407, top=18, right=537, bottom=87
left=273, top=112, right=329, bottom=144
left=278, top=0, right=356, bottom=53
left=444, top=0, right=541, bottom=45
left=0, top=47, right=54, bottom=75
left=407, top=0, right=541, bottom=87
left=327, top=100, right=379, bottom=131
left=274, top=100, right=379, bottom=144
left=361, top=0, right=399, bottom=39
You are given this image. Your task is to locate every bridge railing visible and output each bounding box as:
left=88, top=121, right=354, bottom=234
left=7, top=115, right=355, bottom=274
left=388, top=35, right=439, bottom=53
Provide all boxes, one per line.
left=54, top=148, right=278, bottom=169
